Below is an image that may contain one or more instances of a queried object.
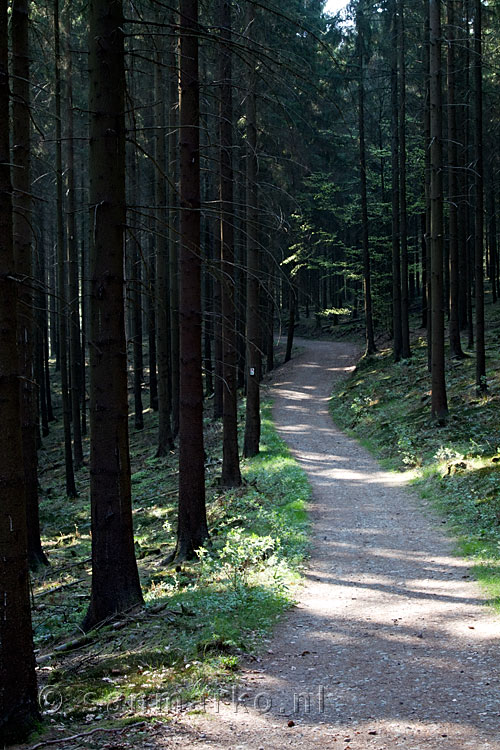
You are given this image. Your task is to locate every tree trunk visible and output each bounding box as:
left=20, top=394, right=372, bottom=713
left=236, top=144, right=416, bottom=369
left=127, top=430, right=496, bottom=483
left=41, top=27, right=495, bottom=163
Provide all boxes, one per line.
left=219, top=0, right=241, bottom=488
left=266, top=272, right=274, bottom=372
left=390, top=0, right=402, bottom=361
left=80, top=171, right=88, bottom=436
left=83, top=0, right=143, bottom=631
left=474, top=0, right=486, bottom=391
left=175, top=0, right=209, bottom=560
left=398, top=0, right=410, bottom=358
left=35, top=218, right=50, bottom=438
left=357, top=1, right=376, bottom=356
left=464, top=0, right=475, bottom=350
left=421, top=213, right=428, bottom=328
left=0, top=0, right=40, bottom=735
left=147, top=231, right=158, bottom=411
left=203, top=219, right=214, bottom=397
left=457, top=15, right=468, bottom=335
left=63, top=4, right=84, bottom=466
left=154, top=43, right=174, bottom=454
left=487, top=168, right=497, bottom=304
left=126, top=109, right=144, bottom=432
left=243, top=3, right=261, bottom=457
left=284, top=284, right=295, bottom=363
left=12, top=0, right=48, bottom=568
left=54, top=0, right=77, bottom=497
left=424, top=6, right=432, bottom=370
left=429, top=0, right=448, bottom=421
left=213, top=235, right=224, bottom=418
left=131, top=227, right=144, bottom=431
left=169, top=19, right=180, bottom=437
left=447, top=0, right=465, bottom=358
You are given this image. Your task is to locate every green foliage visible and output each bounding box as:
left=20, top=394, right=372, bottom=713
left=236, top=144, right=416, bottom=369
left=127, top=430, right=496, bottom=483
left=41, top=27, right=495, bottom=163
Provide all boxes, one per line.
left=33, top=401, right=310, bottom=728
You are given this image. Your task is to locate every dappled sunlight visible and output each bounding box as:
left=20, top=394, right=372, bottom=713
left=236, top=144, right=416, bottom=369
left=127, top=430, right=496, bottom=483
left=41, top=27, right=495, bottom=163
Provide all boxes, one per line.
left=275, top=447, right=412, bottom=488
left=242, top=339, right=500, bottom=746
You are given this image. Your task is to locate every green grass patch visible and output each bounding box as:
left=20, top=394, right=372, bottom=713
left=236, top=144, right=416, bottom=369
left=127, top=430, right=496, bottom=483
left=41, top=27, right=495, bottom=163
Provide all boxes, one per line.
left=34, top=396, right=310, bottom=728
left=330, top=303, right=500, bottom=610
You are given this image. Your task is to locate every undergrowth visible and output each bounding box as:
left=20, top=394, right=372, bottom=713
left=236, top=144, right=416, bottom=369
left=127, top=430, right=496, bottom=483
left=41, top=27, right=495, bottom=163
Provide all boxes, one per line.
left=32, top=397, right=310, bottom=730
left=330, top=302, right=500, bottom=611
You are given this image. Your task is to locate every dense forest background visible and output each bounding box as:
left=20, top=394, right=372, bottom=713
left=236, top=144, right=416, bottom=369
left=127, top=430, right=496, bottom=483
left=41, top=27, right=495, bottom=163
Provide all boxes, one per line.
left=1, top=0, right=500, bottom=744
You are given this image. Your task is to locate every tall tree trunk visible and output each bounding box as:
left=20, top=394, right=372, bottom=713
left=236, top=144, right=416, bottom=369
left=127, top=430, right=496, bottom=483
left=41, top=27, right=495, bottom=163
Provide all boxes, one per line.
left=83, top=0, right=143, bottom=631
left=266, top=272, right=274, bottom=372
left=421, top=213, right=428, bottom=328
left=219, top=0, right=241, bottom=488
left=49, top=231, right=59, bottom=362
left=169, top=16, right=180, bottom=437
left=457, top=7, right=468, bottom=334
left=447, top=0, right=465, bottom=358
left=235, top=171, right=247, bottom=390
left=80, top=171, right=88, bottom=436
left=357, top=1, right=376, bottom=356
left=212, top=48, right=223, bottom=419
left=130, top=219, right=144, bottom=430
left=213, top=236, right=223, bottom=418
left=474, top=0, right=486, bottom=391
left=126, top=102, right=144, bottom=432
left=429, top=0, right=448, bottom=421
left=243, top=3, right=261, bottom=458
left=147, top=231, right=158, bottom=411
left=155, top=43, right=174, bottom=454
left=390, top=0, right=402, bottom=361
left=175, top=0, right=209, bottom=560
left=63, top=4, right=84, bottom=467
left=398, top=0, right=411, bottom=358
left=464, top=0, right=475, bottom=350
left=55, top=0, right=77, bottom=497
left=12, top=0, right=48, bottom=567
left=36, top=216, right=50, bottom=438
left=424, top=5, right=432, bottom=370
left=284, top=283, right=295, bottom=363
left=0, top=0, right=40, bottom=735
left=487, top=167, right=497, bottom=304
left=203, top=219, right=214, bottom=397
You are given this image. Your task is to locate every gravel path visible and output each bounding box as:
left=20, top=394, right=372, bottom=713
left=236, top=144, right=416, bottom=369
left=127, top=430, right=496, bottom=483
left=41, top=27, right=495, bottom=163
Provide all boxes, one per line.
left=161, top=339, right=500, bottom=749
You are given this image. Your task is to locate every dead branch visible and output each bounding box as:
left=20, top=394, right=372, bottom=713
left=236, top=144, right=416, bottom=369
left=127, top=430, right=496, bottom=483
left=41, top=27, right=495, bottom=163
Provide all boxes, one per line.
left=28, top=721, right=147, bottom=750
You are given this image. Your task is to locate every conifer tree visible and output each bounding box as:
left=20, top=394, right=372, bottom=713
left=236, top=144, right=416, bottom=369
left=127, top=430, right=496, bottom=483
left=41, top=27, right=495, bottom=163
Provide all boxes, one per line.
left=83, top=0, right=143, bottom=630
left=0, top=0, right=39, bottom=737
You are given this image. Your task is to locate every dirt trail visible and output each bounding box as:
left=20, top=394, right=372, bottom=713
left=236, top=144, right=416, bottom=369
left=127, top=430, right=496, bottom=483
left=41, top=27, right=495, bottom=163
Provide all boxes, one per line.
left=154, top=340, right=499, bottom=748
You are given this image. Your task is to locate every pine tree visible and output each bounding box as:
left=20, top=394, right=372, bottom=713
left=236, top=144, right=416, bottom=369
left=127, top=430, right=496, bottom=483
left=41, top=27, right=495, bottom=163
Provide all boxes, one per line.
left=175, top=0, right=209, bottom=560
left=0, top=0, right=40, bottom=736
left=83, top=0, right=143, bottom=631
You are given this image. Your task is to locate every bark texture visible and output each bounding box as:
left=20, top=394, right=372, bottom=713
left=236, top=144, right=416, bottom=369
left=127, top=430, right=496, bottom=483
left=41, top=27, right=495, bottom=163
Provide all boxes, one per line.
left=54, top=0, right=77, bottom=497
left=357, top=1, right=376, bottom=356
left=447, top=0, right=465, bottom=359
left=83, top=0, right=143, bottom=631
left=429, top=0, right=448, bottom=421
left=219, top=0, right=241, bottom=488
left=474, top=0, right=486, bottom=390
left=390, top=0, right=402, bottom=362
left=154, top=43, right=174, bottom=455
left=243, top=4, right=261, bottom=458
left=12, top=0, right=48, bottom=568
left=0, top=1, right=40, bottom=737
left=176, top=0, right=209, bottom=559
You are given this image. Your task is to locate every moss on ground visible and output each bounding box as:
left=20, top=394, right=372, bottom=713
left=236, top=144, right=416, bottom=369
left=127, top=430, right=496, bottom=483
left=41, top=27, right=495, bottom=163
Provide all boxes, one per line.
left=33, top=396, right=310, bottom=729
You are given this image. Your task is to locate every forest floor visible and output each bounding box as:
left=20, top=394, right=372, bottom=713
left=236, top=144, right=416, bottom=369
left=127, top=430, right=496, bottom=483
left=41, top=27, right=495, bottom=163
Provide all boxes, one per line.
left=22, top=335, right=500, bottom=750
left=145, top=336, right=499, bottom=750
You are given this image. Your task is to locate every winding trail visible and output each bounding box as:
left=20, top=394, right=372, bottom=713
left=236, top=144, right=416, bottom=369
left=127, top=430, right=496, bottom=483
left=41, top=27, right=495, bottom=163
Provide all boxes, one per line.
left=167, top=339, right=500, bottom=749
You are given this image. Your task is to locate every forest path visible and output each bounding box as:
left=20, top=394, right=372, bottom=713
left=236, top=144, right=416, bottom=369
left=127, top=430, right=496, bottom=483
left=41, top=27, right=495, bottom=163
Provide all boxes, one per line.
left=163, top=339, right=500, bottom=750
